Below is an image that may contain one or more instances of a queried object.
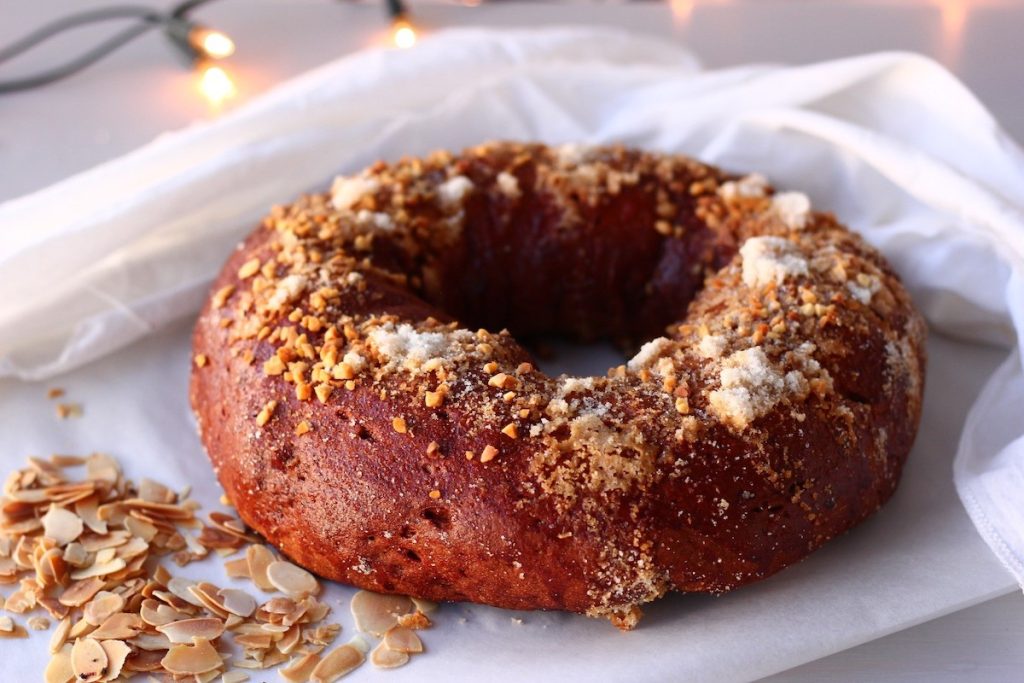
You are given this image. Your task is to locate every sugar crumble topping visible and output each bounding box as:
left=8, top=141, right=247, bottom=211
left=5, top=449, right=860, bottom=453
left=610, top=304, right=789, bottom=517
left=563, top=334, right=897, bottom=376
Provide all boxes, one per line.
left=771, top=191, right=812, bottom=230
left=708, top=347, right=786, bottom=429
left=740, top=236, right=809, bottom=290
left=331, top=173, right=380, bottom=210
left=436, top=175, right=474, bottom=209
left=496, top=171, right=520, bottom=198
left=718, top=173, right=768, bottom=200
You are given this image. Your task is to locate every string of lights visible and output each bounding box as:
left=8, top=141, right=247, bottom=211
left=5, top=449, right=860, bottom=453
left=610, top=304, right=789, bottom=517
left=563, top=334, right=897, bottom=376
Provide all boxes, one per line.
left=0, top=0, right=418, bottom=98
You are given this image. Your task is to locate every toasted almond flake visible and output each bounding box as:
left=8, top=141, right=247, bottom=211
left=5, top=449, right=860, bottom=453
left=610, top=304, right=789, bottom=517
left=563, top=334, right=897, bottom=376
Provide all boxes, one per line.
left=219, top=587, right=257, bottom=617
left=224, top=557, right=251, bottom=579
left=280, top=652, right=320, bottom=682
left=45, top=643, right=74, bottom=683
left=42, top=505, right=84, bottom=546
left=161, top=636, right=224, bottom=675
left=396, top=611, right=431, bottom=630
left=382, top=625, right=423, bottom=653
left=28, top=615, right=51, bottom=630
left=221, top=672, right=250, bottom=683
left=129, top=631, right=172, bottom=651
left=59, top=577, right=105, bottom=607
left=167, top=577, right=206, bottom=607
left=195, top=353, right=209, bottom=368
left=350, top=591, right=414, bottom=637
left=84, top=591, right=126, bottom=625
left=99, top=639, right=131, bottom=680
left=501, top=423, right=518, bottom=439
left=71, top=637, right=108, bottom=682
left=246, top=545, right=276, bottom=591
left=69, top=557, right=126, bottom=580
left=409, top=597, right=438, bottom=615
left=123, top=516, right=158, bottom=542
left=310, top=643, right=364, bottom=683
left=156, top=617, right=225, bottom=644
left=294, top=420, right=312, bottom=437
left=89, top=612, right=142, bottom=640
left=75, top=496, right=107, bottom=535
left=48, top=387, right=66, bottom=399
left=50, top=617, right=72, bottom=653
left=391, top=417, right=407, bottom=434
left=479, top=445, right=499, bottom=463
left=267, top=560, right=319, bottom=598
left=370, top=642, right=410, bottom=669
left=0, top=616, right=13, bottom=632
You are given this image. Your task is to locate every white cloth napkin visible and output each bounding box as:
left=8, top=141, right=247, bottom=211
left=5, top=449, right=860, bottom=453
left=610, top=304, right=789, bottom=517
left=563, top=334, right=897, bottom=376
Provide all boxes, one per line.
left=1, top=26, right=1023, bottom=681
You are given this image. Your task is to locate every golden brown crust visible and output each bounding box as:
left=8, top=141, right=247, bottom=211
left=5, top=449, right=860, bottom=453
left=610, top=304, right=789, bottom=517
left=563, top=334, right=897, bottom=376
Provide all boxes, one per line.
left=189, top=142, right=926, bottom=628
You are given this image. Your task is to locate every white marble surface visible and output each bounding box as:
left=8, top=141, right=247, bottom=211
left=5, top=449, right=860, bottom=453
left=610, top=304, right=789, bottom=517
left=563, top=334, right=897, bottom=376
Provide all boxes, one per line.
left=1, top=1, right=1022, bottom=680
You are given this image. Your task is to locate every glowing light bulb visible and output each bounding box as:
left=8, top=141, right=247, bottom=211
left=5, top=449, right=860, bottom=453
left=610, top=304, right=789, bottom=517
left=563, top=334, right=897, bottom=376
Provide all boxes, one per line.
left=391, top=19, right=417, bottom=49
left=199, top=64, right=236, bottom=107
left=190, top=27, right=235, bottom=59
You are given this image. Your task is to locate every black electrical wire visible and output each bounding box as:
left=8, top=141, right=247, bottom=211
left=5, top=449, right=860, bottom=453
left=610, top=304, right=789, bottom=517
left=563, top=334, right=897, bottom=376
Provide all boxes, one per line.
left=0, top=7, right=165, bottom=65
left=0, top=1, right=221, bottom=95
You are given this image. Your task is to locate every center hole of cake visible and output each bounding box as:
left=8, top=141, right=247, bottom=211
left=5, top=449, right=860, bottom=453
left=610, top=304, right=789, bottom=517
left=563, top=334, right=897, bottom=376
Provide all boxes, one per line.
left=525, top=336, right=626, bottom=378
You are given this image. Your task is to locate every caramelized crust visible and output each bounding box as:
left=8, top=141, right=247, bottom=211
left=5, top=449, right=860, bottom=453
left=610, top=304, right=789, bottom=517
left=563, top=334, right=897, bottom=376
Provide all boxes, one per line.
left=190, top=142, right=926, bottom=629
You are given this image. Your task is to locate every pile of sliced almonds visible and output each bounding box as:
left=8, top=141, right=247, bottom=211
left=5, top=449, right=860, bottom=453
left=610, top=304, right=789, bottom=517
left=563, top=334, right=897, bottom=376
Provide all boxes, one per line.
left=0, top=453, right=437, bottom=681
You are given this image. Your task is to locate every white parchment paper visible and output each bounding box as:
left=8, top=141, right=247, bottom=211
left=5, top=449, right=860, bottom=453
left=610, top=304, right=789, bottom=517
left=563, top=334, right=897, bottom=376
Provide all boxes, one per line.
left=1, top=27, right=1023, bottom=681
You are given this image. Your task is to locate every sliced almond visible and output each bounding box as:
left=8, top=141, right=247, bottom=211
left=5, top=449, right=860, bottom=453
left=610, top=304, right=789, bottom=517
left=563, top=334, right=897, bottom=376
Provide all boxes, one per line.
left=42, top=505, right=84, bottom=546
left=396, top=611, right=431, bottom=630
left=370, top=641, right=410, bottom=669
left=160, top=636, right=223, bottom=675
left=310, top=643, right=364, bottom=683
left=156, top=617, right=225, bottom=644
left=123, top=516, right=158, bottom=542
left=28, top=615, right=51, bottom=630
left=0, top=616, right=12, bottom=632
left=83, top=591, right=126, bottom=625
left=75, top=496, right=107, bottom=535
left=44, top=643, right=74, bottom=683
left=221, top=672, right=250, bottom=683
left=410, top=597, right=438, bottom=614
left=128, top=631, right=172, bottom=651
left=350, top=591, right=414, bottom=637
left=267, top=560, right=319, bottom=598
left=59, top=576, right=105, bottom=607
left=280, top=652, right=321, bottom=682
left=218, top=587, right=257, bottom=617
left=99, top=639, right=130, bottom=680
left=383, top=625, right=423, bottom=653
left=89, top=612, right=143, bottom=640
left=167, top=576, right=206, bottom=607
left=224, top=557, right=250, bottom=579
left=50, top=617, right=72, bottom=653
left=71, top=637, right=108, bottom=682
left=246, top=545, right=275, bottom=591
left=69, top=557, right=126, bottom=581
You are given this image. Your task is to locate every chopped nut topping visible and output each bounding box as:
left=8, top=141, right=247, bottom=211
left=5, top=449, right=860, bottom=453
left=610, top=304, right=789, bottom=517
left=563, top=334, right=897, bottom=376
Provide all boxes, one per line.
left=237, top=258, right=261, bottom=279
left=479, top=445, right=499, bottom=463
left=256, top=400, right=278, bottom=427
left=194, top=353, right=208, bottom=368
left=428, top=489, right=441, bottom=500
left=391, top=417, right=407, bottom=434
left=294, top=420, right=312, bottom=436
left=501, top=423, right=518, bottom=439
